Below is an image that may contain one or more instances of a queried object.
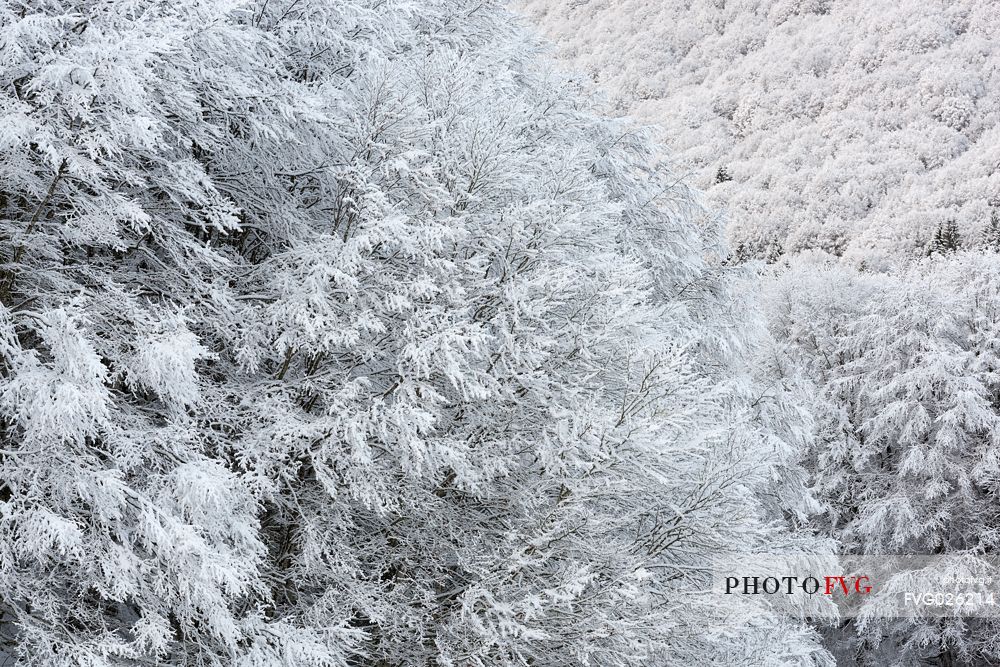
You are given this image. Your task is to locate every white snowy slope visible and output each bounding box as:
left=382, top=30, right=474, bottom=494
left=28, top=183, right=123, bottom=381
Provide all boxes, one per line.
left=0, top=0, right=829, bottom=665
left=519, top=0, right=1000, bottom=266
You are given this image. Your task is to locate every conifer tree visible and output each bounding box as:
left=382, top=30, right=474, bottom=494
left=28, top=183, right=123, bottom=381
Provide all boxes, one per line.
left=930, top=219, right=961, bottom=255
left=985, top=207, right=1000, bottom=252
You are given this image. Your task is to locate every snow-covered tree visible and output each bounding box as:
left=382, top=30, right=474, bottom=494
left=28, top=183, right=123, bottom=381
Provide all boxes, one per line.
left=0, top=0, right=827, bottom=664
left=764, top=252, right=1000, bottom=665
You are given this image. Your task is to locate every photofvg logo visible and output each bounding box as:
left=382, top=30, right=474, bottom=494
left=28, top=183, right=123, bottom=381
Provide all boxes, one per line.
left=710, top=554, right=1000, bottom=619
left=724, top=573, right=871, bottom=597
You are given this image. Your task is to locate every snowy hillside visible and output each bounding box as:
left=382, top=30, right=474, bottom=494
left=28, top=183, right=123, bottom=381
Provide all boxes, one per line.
left=520, top=0, right=1000, bottom=265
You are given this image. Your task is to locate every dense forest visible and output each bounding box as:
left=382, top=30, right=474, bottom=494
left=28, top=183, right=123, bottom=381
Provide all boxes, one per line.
left=522, top=0, right=1000, bottom=265
left=0, top=0, right=830, bottom=664
left=1, top=0, right=997, bottom=664
left=523, top=0, right=1000, bottom=664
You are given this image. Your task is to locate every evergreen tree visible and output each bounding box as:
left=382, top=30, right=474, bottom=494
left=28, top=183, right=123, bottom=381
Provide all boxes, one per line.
left=985, top=207, right=1000, bottom=252
left=930, top=219, right=962, bottom=255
